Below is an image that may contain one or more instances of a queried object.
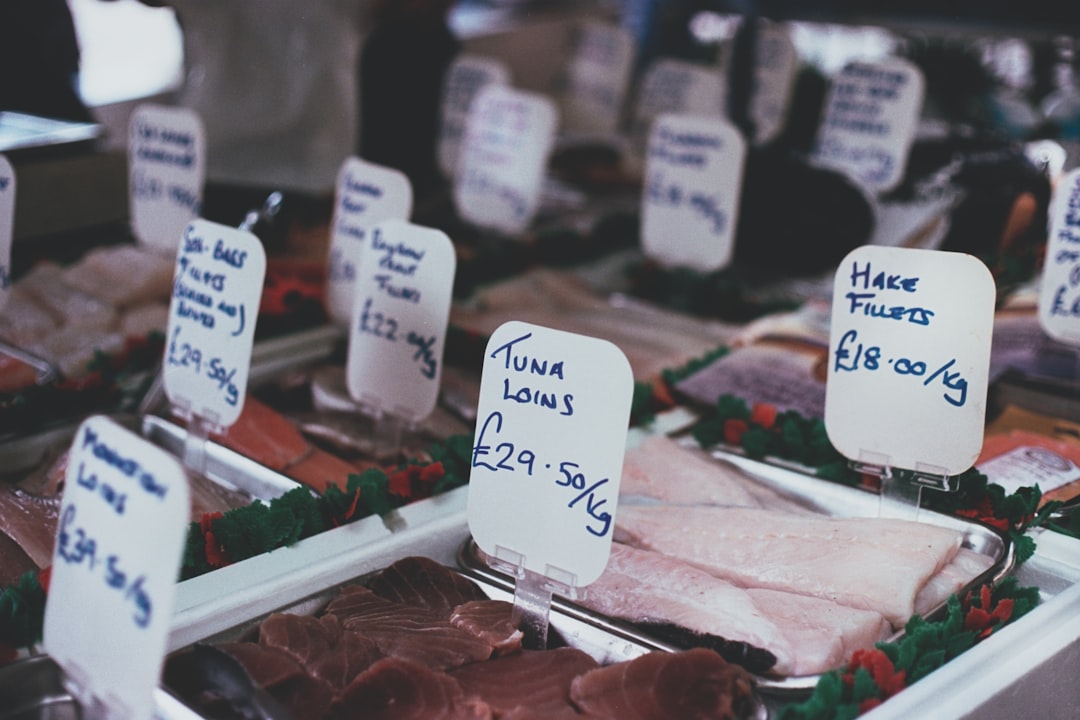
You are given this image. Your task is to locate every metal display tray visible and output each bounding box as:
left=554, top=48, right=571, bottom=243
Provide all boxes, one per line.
left=459, top=443, right=1014, bottom=696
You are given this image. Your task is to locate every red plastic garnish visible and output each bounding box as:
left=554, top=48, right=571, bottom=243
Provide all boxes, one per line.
left=724, top=418, right=749, bottom=445
left=962, top=584, right=1014, bottom=639
left=36, top=566, right=52, bottom=594
left=844, top=648, right=907, bottom=700
left=750, top=403, right=778, bottom=429
left=200, top=512, right=230, bottom=568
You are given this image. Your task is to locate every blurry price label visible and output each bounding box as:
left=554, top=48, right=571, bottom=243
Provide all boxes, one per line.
left=438, top=55, right=510, bottom=178
left=631, top=59, right=726, bottom=152
left=642, top=114, right=746, bottom=272
left=346, top=219, right=455, bottom=422
left=327, top=157, right=413, bottom=326
left=44, top=416, right=189, bottom=720
left=1038, top=167, right=1080, bottom=343
left=561, top=21, right=636, bottom=135
left=468, top=321, right=633, bottom=586
left=749, top=22, right=798, bottom=146
left=812, top=58, right=924, bottom=193
left=825, top=246, right=995, bottom=473
left=163, top=219, right=266, bottom=428
left=0, top=155, right=12, bottom=311
left=454, top=85, right=557, bottom=235
left=128, top=104, right=205, bottom=253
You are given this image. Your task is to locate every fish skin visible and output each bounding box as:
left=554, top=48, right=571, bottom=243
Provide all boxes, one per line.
left=580, top=543, right=792, bottom=674
left=615, top=505, right=963, bottom=627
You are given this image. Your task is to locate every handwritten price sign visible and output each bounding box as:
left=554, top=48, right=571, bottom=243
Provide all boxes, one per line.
left=163, top=219, right=266, bottom=428
left=468, top=321, right=633, bottom=586
left=345, top=219, right=455, bottom=423
left=1039, top=167, right=1080, bottom=344
left=44, top=417, right=188, bottom=720
left=824, top=246, right=995, bottom=474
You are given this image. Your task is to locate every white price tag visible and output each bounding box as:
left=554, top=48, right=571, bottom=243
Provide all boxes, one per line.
left=438, top=55, right=511, bottom=178
left=825, top=246, right=995, bottom=474
left=813, top=58, right=924, bottom=193
left=1038, top=168, right=1080, bottom=343
left=163, top=219, right=266, bottom=428
left=327, top=157, right=413, bottom=327
left=128, top=104, right=205, bottom=254
left=642, top=113, right=746, bottom=272
left=346, top=219, right=456, bottom=423
left=44, top=417, right=189, bottom=720
left=0, top=155, right=13, bottom=311
left=454, top=85, right=558, bottom=236
left=561, top=21, right=636, bottom=136
left=749, top=23, right=798, bottom=145
left=632, top=59, right=726, bottom=151
left=468, top=321, right=633, bottom=587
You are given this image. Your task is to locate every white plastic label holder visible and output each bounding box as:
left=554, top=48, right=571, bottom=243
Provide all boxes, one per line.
left=487, top=544, right=578, bottom=650
left=853, top=450, right=955, bottom=522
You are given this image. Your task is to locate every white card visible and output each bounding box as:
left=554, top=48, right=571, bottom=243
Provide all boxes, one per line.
left=454, top=85, right=558, bottom=235
left=0, top=155, right=12, bottom=311
left=468, top=321, right=633, bottom=587
left=632, top=59, right=726, bottom=151
left=163, top=219, right=266, bottom=428
left=641, top=113, right=747, bottom=272
left=128, top=104, right=206, bottom=254
left=345, top=219, right=456, bottom=423
left=825, top=246, right=995, bottom=474
left=560, top=21, right=637, bottom=136
left=749, top=23, right=798, bottom=146
left=813, top=58, right=924, bottom=193
left=327, top=157, right=413, bottom=327
left=44, top=416, right=189, bottom=720
left=1038, top=168, right=1080, bottom=344
left=438, top=55, right=511, bottom=179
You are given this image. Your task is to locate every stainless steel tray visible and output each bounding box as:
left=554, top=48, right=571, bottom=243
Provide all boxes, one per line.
left=141, top=414, right=302, bottom=503
left=164, top=558, right=768, bottom=719
left=457, top=445, right=1014, bottom=696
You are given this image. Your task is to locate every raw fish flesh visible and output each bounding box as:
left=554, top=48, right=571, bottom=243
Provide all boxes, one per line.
left=324, top=585, right=495, bottom=671
left=448, top=647, right=599, bottom=720
left=258, top=612, right=382, bottom=691
left=217, top=641, right=335, bottom=719
left=61, top=244, right=174, bottom=309
left=912, top=547, right=996, bottom=617
left=621, top=436, right=766, bottom=509
left=332, top=657, right=493, bottom=720
left=745, top=588, right=891, bottom=677
left=450, top=600, right=523, bottom=656
left=569, top=647, right=755, bottom=720
left=368, top=555, right=490, bottom=613
left=615, top=505, right=963, bottom=627
left=579, top=543, right=787, bottom=673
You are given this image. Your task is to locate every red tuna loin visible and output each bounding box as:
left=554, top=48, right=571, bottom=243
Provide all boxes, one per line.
left=367, top=555, right=489, bottom=615
left=569, top=648, right=755, bottom=720
left=450, top=599, right=523, bottom=656
left=218, top=641, right=335, bottom=719
left=330, top=657, right=493, bottom=720
left=258, top=612, right=383, bottom=691
left=449, top=647, right=599, bottom=719
left=324, top=584, right=494, bottom=670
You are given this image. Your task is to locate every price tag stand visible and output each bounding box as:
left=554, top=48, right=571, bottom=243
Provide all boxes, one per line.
left=180, top=410, right=223, bottom=478
left=467, top=321, right=634, bottom=653
left=850, top=452, right=955, bottom=522
left=485, top=548, right=577, bottom=650
left=825, top=246, right=995, bottom=521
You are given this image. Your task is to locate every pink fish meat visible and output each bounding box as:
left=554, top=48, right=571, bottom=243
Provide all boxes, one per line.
left=615, top=505, right=963, bottom=627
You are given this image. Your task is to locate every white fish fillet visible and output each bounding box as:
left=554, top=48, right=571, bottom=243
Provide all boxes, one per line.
left=581, top=543, right=795, bottom=673
left=746, top=588, right=892, bottom=676
left=620, top=436, right=762, bottom=509
left=912, top=547, right=995, bottom=617
left=615, top=505, right=963, bottom=627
